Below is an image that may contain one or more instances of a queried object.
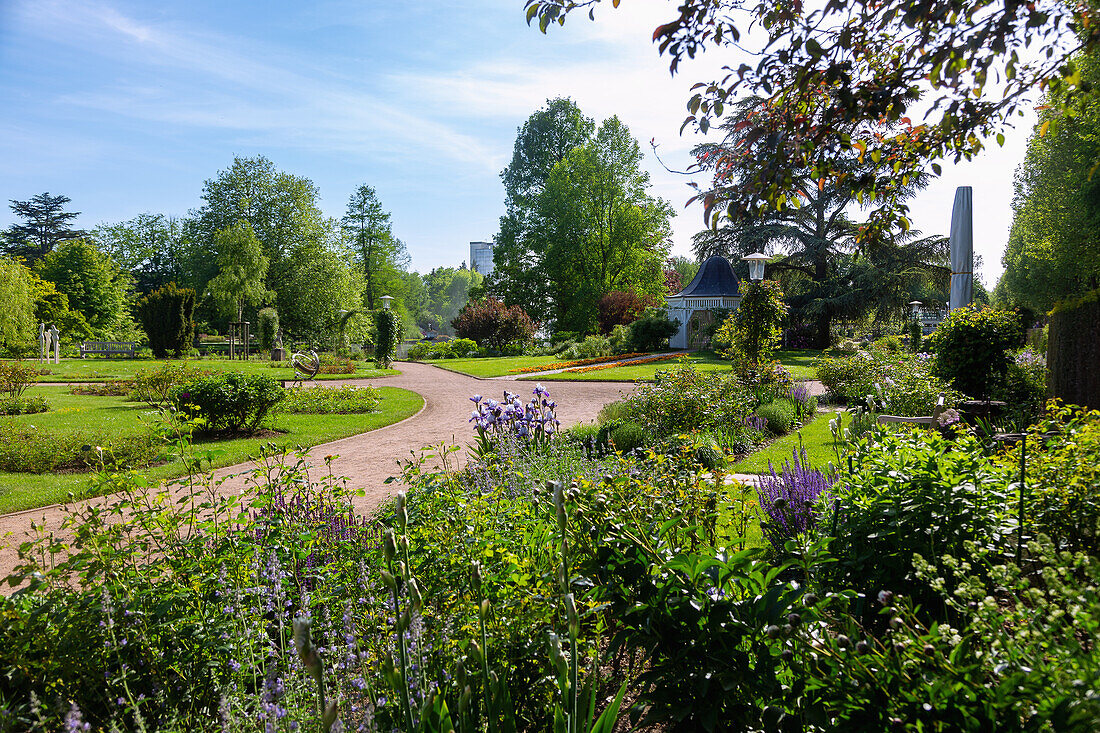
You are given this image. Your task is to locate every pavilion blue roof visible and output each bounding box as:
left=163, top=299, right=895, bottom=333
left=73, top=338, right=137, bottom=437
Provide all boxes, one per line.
left=673, top=255, right=741, bottom=297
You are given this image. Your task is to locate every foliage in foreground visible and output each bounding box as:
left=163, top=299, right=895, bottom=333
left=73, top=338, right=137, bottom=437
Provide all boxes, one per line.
left=4, top=400, right=1100, bottom=731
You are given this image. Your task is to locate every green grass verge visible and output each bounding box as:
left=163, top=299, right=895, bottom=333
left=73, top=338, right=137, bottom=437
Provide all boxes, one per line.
left=729, top=411, right=841, bottom=475
left=423, top=355, right=560, bottom=378
left=0, top=385, right=423, bottom=514
left=530, top=350, right=822, bottom=382
left=28, top=358, right=399, bottom=383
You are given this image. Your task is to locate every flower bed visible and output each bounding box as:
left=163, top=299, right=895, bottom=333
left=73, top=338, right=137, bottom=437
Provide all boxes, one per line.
left=506, top=352, right=646, bottom=374
left=563, top=352, right=679, bottom=374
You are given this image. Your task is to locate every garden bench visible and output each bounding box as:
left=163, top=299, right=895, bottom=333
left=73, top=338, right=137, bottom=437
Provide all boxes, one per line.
left=877, top=393, right=947, bottom=427
left=79, top=341, right=137, bottom=358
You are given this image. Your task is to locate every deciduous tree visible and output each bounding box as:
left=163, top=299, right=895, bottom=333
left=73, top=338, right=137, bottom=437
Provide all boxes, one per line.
left=488, top=97, right=596, bottom=322
left=36, top=239, right=128, bottom=334
left=94, top=214, right=188, bottom=294
left=206, top=221, right=270, bottom=323
left=998, top=50, right=1100, bottom=313
left=0, top=257, right=35, bottom=353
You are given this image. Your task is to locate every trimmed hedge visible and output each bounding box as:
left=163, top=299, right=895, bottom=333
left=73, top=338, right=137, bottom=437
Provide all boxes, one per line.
left=1048, top=288, right=1100, bottom=409
left=169, top=373, right=285, bottom=433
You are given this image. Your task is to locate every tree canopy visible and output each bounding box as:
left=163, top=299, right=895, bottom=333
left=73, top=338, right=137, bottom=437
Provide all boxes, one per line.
left=691, top=97, right=946, bottom=345
left=490, top=99, right=672, bottom=333
left=93, top=213, right=188, bottom=295
left=525, top=0, right=1100, bottom=237
left=998, top=50, right=1100, bottom=313
left=36, top=239, right=128, bottom=335
left=4, top=193, right=86, bottom=264
left=206, top=221, right=271, bottom=323
left=342, top=185, right=409, bottom=311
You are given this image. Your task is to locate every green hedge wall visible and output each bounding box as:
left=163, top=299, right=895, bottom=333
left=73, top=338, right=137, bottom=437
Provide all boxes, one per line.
left=1048, top=289, right=1100, bottom=409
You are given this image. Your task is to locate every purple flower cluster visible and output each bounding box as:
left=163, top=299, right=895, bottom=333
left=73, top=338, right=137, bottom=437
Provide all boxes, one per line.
left=251, top=483, right=382, bottom=592
left=744, top=415, right=768, bottom=432
left=756, top=448, right=836, bottom=550
left=788, top=382, right=812, bottom=406
left=1015, top=348, right=1046, bottom=368
left=469, top=385, right=560, bottom=441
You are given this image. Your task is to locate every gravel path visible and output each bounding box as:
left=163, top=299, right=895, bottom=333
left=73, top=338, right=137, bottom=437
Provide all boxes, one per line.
left=0, top=362, right=635, bottom=584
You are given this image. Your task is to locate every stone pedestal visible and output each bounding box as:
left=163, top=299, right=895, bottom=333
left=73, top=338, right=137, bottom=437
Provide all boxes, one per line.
left=270, top=347, right=287, bottom=362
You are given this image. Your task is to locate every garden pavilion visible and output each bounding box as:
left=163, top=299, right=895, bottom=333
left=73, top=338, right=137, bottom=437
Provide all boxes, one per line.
left=666, top=255, right=742, bottom=349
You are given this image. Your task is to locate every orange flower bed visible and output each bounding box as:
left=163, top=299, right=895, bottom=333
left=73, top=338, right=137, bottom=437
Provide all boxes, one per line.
left=507, top=353, right=646, bottom=374
left=563, top=353, right=681, bottom=374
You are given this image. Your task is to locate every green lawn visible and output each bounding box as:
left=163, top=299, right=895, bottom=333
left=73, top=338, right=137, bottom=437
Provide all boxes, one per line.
left=29, top=358, right=399, bottom=383
left=423, top=355, right=560, bottom=378
left=0, top=385, right=423, bottom=513
left=729, top=411, right=842, bottom=475
left=531, top=350, right=822, bottom=382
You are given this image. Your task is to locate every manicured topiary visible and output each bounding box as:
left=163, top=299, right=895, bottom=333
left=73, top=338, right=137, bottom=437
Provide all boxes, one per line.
left=257, top=307, right=279, bottom=352
left=135, top=283, right=196, bottom=358
left=373, top=308, right=403, bottom=368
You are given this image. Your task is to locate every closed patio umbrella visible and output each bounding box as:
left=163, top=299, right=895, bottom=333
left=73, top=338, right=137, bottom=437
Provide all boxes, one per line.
left=949, top=186, right=973, bottom=311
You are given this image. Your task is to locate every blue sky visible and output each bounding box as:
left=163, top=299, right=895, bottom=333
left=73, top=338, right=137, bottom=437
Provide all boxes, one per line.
left=1, top=0, right=1035, bottom=283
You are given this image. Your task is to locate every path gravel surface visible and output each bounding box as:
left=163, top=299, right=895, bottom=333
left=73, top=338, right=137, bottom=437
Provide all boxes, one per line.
left=0, top=362, right=635, bottom=584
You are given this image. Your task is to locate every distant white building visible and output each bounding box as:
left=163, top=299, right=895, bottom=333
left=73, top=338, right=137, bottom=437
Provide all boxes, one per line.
left=666, top=255, right=742, bottom=349
left=470, top=241, right=495, bottom=276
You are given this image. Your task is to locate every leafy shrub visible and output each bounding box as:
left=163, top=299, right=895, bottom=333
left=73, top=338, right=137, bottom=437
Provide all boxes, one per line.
left=821, top=427, right=1014, bottom=607
left=556, top=334, right=611, bottom=360
left=929, top=305, right=1024, bottom=399
left=716, top=279, right=787, bottom=363
left=279, top=385, right=381, bottom=414
left=169, top=372, right=285, bottom=433
left=756, top=398, right=797, bottom=434
left=0, top=360, right=38, bottom=400
left=130, top=361, right=213, bottom=408
left=452, top=298, right=536, bottom=351
left=815, top=350, right=959, bottom=416
left=597, top=399, right=630, bottom=425
left=0, top=395, right=48, bottom=415
left=626, top=307, right=679, bottom=352
left=135, top=282, right=196, bottom=358
left=730, top=355, right=794, bottom=405
left=625, top=365, right=753, bottom=437
left=607, top=323, right=632, bottom=354
left=608, top=420, right=647, bottom=453
left=872, top=334, right=902, bottom=352
left=407, top=337, right=480, bottom=361
left=596, top=290, right=656, bottom=333
left=996, top=347, right=1048, bottom=428
left=757, top=448, right=835, bottom=551
left=0, top=422, right=161, bottom=473
left=562, top=421, right=600, bottom=449
left=908, top=319, right=922, bottom=352
left=257, top=306, right=279, bottom=351
left=656, top=431, right=725, bottom=469
left=999, top=403, right=1100, bottom=555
